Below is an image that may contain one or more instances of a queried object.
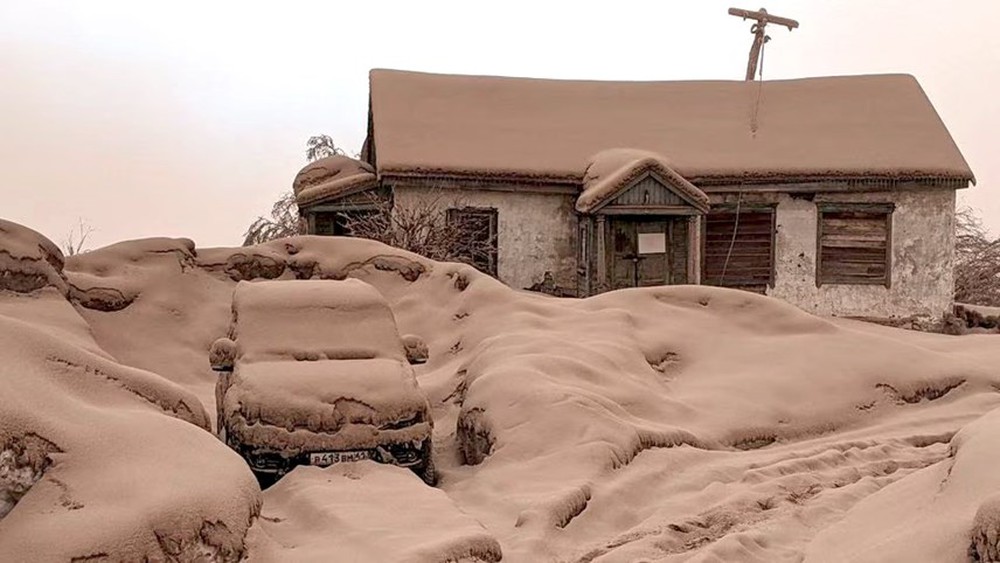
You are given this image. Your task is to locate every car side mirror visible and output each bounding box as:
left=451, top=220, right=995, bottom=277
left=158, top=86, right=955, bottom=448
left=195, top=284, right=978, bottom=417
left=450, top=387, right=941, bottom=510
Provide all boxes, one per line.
left=402, top=334, right=428, bottom=365
left=209, top=337, right=237, bottom=372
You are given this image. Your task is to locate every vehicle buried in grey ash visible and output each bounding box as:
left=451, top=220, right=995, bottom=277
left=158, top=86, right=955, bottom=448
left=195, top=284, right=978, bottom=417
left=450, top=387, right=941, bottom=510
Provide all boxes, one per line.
left=209, top=279, right=434, bottom=485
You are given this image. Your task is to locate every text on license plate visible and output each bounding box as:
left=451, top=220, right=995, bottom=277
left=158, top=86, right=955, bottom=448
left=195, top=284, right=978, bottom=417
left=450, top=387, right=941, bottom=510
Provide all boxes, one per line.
left=309, top=450, right=373, bottom=466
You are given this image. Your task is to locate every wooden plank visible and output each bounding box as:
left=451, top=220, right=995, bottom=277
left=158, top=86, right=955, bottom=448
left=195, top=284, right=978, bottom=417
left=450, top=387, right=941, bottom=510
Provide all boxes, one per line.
left=704, top=220, right=772, bottom=229
left=704, top=249, right=773, bottom=257
left=822, top=270, right=885, bottom=278
left=704, top=244, right=773, bottom=253
left=818, top=204, right=894, bottom=214
left=822, top=237, right=887, bottom=248
left=705, top=221, right=773, bottom=230
left=822, top=261, right=886, bottom=272
left=823, top=225, right=887, bottom=238
left=704, top=233, right=773, bottom=241
left=821, top=260, right=886, bottom=270
left=704, top=249, right=773, bottom=259
left=705, top=264, right=773, bottom=274
left=821, top=252, right=887, bottom=263
left=706, top=214, right=774, bottom=223
left=704, top=235, right=772, bottom=243
left=670, top=219, right=688, bottom=285
left=821, top=245, right=887, bottom=257
left=705, top=264, right=774, bottom=272
left=823, top=217, right=887, bottom=229
left=704, top=231, right=771, bottom=239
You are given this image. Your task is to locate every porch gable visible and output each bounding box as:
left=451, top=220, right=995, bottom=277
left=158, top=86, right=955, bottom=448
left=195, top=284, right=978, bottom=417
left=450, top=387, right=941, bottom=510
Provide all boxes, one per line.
left=595, top=171, right=707, bottom=215
left=576, top=149, right=709, bottom=215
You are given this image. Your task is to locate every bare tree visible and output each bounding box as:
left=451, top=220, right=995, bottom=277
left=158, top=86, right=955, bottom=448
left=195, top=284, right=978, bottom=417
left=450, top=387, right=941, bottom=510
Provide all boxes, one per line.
left=306, top=135, right=347, bottom=162
left=63, top=218, right=94, bottom=256
left=242, top=135, right=354, bottom=245
left=343, top=193, right=496, bottom=273
left=954, top=205, right=1000, bottom=306
left=242, top=191, right=306, bottom=246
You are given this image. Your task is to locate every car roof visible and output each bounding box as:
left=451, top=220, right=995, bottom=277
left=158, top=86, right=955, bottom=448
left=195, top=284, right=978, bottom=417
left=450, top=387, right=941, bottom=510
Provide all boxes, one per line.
left=233, top=278, right=389, bottom=314
left=230, top=279, right=407, bottom=363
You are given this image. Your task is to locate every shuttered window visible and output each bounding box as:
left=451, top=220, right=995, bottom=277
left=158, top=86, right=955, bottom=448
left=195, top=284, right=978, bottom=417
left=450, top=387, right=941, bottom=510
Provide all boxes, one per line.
left=816, top=204, right=893, bottom=287
left=702, top=207, right=775, bottom=293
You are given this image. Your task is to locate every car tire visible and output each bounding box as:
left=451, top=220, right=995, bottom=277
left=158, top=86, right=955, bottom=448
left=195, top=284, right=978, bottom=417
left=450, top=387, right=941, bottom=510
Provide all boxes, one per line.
left=412, top=440, right=437, bottom=486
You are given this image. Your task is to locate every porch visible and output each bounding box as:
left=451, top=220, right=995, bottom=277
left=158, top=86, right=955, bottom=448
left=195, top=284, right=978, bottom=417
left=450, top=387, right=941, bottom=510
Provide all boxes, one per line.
left=575, top=150, right=709, bottom=295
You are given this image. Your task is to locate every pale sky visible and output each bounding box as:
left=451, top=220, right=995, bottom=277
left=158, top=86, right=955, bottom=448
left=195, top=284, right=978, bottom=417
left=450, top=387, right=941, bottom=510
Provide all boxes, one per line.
left=1, top=0, right=997, bottom=250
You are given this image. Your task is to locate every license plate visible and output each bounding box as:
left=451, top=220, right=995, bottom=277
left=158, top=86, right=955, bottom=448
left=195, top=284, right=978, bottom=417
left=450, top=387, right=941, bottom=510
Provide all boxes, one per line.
left=309, top=450, right=372, bottom=466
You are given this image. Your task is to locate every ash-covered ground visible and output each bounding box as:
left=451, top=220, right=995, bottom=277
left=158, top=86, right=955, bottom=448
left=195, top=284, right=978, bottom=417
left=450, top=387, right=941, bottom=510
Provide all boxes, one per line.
left=2, top=218, right=1000, bottom=562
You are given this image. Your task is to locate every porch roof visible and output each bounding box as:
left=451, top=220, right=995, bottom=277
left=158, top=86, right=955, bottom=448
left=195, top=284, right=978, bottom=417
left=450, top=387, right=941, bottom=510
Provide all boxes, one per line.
left=577, top=149, right=710, bottom=214
left=293, top=155, right=377, bottom=208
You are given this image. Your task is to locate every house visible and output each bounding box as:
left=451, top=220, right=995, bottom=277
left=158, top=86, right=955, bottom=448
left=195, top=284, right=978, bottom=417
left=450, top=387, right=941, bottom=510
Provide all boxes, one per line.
left=293, top=69, right=975, bottom=322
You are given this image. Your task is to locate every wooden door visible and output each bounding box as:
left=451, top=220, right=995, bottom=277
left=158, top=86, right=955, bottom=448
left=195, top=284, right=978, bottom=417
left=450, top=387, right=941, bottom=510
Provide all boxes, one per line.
left=608, top=218, right=686, bottom=289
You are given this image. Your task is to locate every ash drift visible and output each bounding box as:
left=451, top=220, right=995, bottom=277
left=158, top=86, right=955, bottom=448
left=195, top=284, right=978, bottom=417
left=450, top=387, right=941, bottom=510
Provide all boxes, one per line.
left=3, top=219, right=1000, bottom=562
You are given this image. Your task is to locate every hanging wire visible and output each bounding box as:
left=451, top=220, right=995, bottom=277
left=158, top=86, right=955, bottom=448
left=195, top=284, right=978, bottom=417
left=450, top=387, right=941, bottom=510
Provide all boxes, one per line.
left=718, top=189, right=744, bottom=285
left=749, top=33, right=767, bottom=134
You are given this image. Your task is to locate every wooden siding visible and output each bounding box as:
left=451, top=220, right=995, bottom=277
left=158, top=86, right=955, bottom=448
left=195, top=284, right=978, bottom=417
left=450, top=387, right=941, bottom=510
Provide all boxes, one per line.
left=669, top=219, right=689, bottom=284
left=817, top=205, right=893, bottom=287
left=607, top=175, right=686, bottom=207
left=303, top=186, right=388, bottom=213
left=578, top=218, right=593, bottom=296
left=702, top=208, right=775, bottom=293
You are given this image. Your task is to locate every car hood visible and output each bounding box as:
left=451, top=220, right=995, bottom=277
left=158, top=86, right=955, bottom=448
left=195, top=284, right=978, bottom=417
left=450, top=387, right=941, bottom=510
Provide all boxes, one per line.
left=223, top=358, right=430, bottom=432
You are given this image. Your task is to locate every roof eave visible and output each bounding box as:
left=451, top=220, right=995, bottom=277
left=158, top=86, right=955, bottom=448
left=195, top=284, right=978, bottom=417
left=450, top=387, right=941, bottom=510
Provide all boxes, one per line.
left=379, top=166, right=974, bottom=190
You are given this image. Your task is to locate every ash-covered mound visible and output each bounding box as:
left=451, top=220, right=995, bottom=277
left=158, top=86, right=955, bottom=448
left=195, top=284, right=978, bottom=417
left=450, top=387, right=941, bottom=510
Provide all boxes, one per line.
left=6, top=220, right=1000, bottom=561
left=0, top=224, right=261, bottom=561
left=0, top=219, right=68, bottom=295
left=247, top=462, right=502, bottom=562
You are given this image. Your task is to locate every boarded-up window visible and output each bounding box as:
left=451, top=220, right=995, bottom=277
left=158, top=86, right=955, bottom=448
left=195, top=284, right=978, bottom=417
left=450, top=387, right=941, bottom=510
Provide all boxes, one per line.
left=703, top=207, right=775, bottom=293
left=817, top=204, right=893, bottom=287
left=446, top=207, right=498, bottom=277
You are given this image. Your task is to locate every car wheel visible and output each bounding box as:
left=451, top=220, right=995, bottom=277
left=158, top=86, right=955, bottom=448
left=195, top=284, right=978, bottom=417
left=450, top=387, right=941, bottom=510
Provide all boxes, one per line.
left=413, top=440, right=437, bottom=486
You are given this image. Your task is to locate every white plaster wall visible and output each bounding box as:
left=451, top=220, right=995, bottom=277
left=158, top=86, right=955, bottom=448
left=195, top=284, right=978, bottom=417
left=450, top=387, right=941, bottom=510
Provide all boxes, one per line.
left=767, top=187, right=956, bottom=319
left=393, top=186, right=578, bottom=291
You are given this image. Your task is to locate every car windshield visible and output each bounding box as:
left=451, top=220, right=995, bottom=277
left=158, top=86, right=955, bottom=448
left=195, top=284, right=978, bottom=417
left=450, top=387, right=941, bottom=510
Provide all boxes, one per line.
left=232, top=280, right=407, bottom=363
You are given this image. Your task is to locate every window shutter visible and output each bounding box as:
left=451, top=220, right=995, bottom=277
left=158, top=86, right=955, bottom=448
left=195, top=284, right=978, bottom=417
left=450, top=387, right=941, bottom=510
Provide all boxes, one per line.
left=703, top=208, right=775, bottom=293
left=817, top=204, right=893, bottom=287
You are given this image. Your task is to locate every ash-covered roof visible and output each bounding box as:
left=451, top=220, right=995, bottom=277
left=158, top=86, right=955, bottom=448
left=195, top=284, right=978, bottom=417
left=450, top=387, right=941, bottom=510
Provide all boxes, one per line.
left=293, top=155, right=377, bottom=207
left=368, top=69, right=974, bottom=186
left=577, top=149, right=710, bottom=213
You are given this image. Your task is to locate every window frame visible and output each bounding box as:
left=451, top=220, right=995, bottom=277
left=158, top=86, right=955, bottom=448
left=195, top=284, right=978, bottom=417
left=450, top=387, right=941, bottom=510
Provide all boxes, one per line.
left=815, top=203, right=894, bottom=289
left=445, top=206, right=499, bottom=277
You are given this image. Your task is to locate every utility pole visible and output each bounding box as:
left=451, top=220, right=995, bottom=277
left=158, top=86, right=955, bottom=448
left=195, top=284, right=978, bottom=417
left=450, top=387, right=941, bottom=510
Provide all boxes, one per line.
left=729, top=7, right=799, bottom=81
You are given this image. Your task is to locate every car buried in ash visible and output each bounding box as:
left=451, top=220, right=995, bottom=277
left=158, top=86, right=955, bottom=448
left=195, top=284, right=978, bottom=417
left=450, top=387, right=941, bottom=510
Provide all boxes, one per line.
left=209, top=279, right=434, bottom=485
